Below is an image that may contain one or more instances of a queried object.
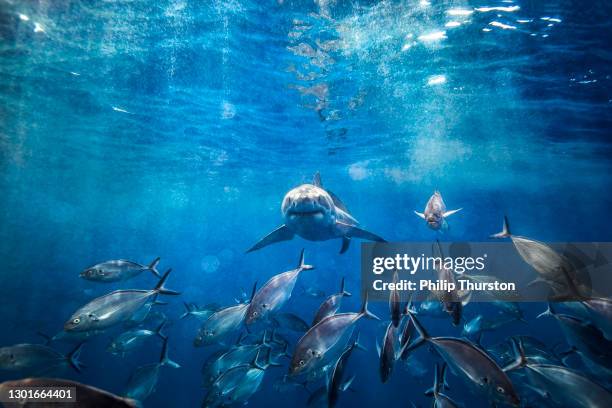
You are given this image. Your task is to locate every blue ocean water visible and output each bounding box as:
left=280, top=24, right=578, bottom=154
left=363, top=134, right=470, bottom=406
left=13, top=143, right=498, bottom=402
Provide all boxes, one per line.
left=0, top=0, right=611, bottom=407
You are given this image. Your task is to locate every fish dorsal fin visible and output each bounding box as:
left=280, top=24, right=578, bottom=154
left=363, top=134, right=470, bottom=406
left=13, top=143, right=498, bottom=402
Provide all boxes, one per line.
left=313, top=172, right=322, bottom=187
left=249, top=281, right=258, bottom=303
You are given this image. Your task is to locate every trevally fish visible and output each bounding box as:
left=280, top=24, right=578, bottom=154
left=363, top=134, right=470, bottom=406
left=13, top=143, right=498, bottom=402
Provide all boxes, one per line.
left=507, top=338, right=612, bottom=408
left=247, top=172, right=385, bottom=254
left=0, top=342, right=83, bottom=374
left=202, top=339, right=268, bottom=387
left=398, top=308, right=415, bottom=361
left=538, top=303, right=612, bottom=369
left=491, top=301, right=526, bottom=322
left=80, top=257, right=161, bottom=282
left=179, top=302, right=219, bottom=320
left=389, top=271, right=401, bottom=328
left=462, top=314, right=524, bottom=338
left=194, top=283, right=257, bottom=347
left=328, top=333, right=364, bottom=408
left=124, top=301, right=167, bottom=328
left=38, top=329, right=103, bottom=345
left=490, top=216, right=580, bottom=296
left=124, top=338, right=180, bottom=402
left=221, top=349, right=279, bottom=406
left=431, top=240, right=462, bottom=326
left=203, top=349, right=276, bottom=408
left=0, top=378, right=138, bottom=408
left=311, top=277, right=351, bottom=327
left=272, top=312, right=310, bottom=332
left=378, top=322, right=396, bottom=383
left=107, top=321, right=167, bottom=356
left=246, top=250, right=314, bottom=326
left=418, top=300, right=448, bottom=318
left=289, top=293, right=379, bottom=377
left=579, top=297, right=612, bottom=341
left=425, top=363, right=459, bottom=408
left=403, top=312, right=520, bottom=406
left=414, top=191, right=461, bottom=231
left=65, top=269, right=179, bottom=332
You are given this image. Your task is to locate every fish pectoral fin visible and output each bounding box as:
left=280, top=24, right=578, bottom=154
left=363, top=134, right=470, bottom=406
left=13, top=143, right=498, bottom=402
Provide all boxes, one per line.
left=88, top=313, right=100, bottom=322
left=414, top=210, right=426, bottom=220
left=246, top=225, right=294, bottom=253
left=335, top=221, right=386, bottom=243
left=443, top=208, right=462, bottom=218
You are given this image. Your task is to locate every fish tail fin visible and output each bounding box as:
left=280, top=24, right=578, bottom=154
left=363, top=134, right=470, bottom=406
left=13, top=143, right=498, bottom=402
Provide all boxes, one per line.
left=37, top=331, right=52, bottom=346
left=67, top=342, right=85, bottom=373
left=503, top=338, right=527, bottom=372
left=409, top=310, right=430, bottom=340
left=536, top=302, right=554, bottom=319
left=154, top=269, right=180, bottom=296
left=297, top=249, right=314, bottom=271
left=160, top=338, right=180, bottom=368
left=440, top=363, right=449, bottom=390
left=155, top=320, right=167, bottom=340
left=353, top=331, right=367, bottom=352
left=147, top=257, right=161, bottom=278
left=490, top=215, right=511, bottom=238
left=179, top=302, right=193, bottom=319
left=358, top=292, right=380, bottom=321
left=340, top=277, right=352, bottom=297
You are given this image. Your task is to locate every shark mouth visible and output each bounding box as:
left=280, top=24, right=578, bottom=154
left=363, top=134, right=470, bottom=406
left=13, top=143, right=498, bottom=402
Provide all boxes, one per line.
left=287, top=209, right=325, bottom=217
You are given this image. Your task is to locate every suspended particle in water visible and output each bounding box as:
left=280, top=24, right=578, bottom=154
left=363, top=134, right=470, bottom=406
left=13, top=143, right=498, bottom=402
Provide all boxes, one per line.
left=201, top=255, right=220, bottom=274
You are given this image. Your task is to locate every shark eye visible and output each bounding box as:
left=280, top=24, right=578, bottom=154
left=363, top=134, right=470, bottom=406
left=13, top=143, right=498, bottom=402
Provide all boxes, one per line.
left=496, top=386, right=505, bottom=394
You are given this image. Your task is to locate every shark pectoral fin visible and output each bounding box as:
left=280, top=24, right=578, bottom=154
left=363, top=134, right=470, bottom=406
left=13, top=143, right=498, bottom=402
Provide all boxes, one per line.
left=414, top=210, right=426, bottom=220
left=336, top=221, right=386, bottom=242
left=443, top=208, right=462, bottom=218
left=246, top=225, right=294, bottom=253
left=340, top=236, right=351, bottom=254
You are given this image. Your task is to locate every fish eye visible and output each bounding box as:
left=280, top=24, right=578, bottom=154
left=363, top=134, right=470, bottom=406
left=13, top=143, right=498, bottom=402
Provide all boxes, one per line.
left=496, top=386, right=505, bottom=394
left=298, top=360, right=305, bottom=366
left=253, top=311, right=258, bottom=317
left=73, top=318, right=80, bottom=324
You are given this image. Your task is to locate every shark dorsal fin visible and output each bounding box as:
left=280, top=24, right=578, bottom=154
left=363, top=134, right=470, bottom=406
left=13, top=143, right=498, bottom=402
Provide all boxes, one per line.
left=313, top=172, right=322, bottom=187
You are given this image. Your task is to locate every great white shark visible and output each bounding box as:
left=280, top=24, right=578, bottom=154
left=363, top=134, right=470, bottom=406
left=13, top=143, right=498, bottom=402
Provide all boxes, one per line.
left=247, top=173, right=386, bottom=254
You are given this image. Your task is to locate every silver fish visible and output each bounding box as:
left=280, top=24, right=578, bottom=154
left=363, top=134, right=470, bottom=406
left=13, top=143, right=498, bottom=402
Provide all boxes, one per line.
left=0, top=342, right=83, bottom=374
left=311, top=277, right=351, bottom=327
left=124, top=338, right=179, bottom=401
left=107, top=321, right=166, bottom=355
left=0, top=378, right=138, bottom=408
left=328, top=333, right=364, bottom=408
left=202, top=341, right=267, bottom=387
left=432, top=240, right=462, bottom=326
left=289, top=293, right=379, bottom=377
left=538, top=303, right=612, bottom=369
left=247, top=172, right=385, bottom=254
left=507, top=338, right=612, bottom=408
left=414, top=191, right=461, bottom=230
left=378, top=322, right=396, bottom=383
left=398, top=308, right=415, bottom=361
left=65, top=269, right=179, bottom=332
left=195, top=283, right=256, bottom=347
left=403, top=312, right=520, bottom=406
left=491, top=216, right=580, bottom=296
left=222, top=349, right=278, bottom=406
left=80, top=257, right=161, bottom=282
left=580, top=297, right=612, bottom=341
left=246, top=250, right=313, bottom=326
left=425, top=363, right=459, bottom=408
left=389, top=271, right=401, bottom=328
